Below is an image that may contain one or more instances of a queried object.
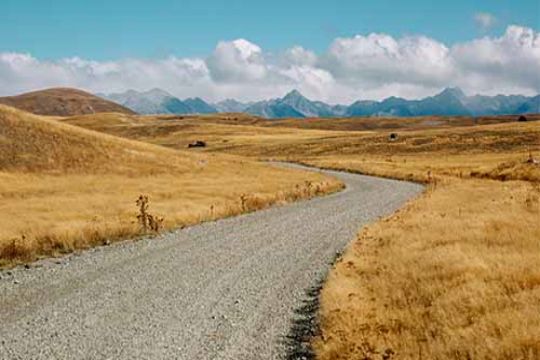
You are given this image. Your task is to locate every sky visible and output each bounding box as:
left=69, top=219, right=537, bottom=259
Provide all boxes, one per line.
left=1, top=0, right=539, bottom=103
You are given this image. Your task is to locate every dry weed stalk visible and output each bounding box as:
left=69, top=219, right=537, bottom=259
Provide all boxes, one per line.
left=136, top=195, right=164, bottom=233
left=304, top=180, right=313, bottom=196
left=240, top=193, right=248, bottom=212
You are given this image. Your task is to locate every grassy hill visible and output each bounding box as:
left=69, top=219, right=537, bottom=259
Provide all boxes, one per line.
left=0, top=105, right=192, bottom=174
left=264, top=113, right=540, bottom=131
left=0, top=105, right=341, bottom=265
left=60, top=112, right=338, bottom=153
left=60, top=111, right=540, bottom=183
left=0, top=88, right=135, bottom=116
left=3, top=100, right=538, bottom=356
left=59, top=108, right=540, bottom=358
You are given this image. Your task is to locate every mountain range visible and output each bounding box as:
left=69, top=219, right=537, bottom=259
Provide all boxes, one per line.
left=101, top=88, right=539, bottom=118
left=102, top=89, right=219, bottom=115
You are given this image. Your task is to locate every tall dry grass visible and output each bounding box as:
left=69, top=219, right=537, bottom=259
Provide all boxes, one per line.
left=0, top=171, right=340, bottom=266
left=314, top=179, right=540, bottom=359
left=0, top=105, right=342, bottom=266
left=150, top=115, right=537, bottom=359
left=5, top=103, right=539, bottom=356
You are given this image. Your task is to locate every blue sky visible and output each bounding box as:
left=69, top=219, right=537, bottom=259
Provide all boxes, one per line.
left=1, top=0, right=538, bottom=60
left=0, top=1, right=538, bottom=102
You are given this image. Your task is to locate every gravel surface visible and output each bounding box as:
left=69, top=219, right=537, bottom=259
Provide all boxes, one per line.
left=0, top=164, right=422, bottom=360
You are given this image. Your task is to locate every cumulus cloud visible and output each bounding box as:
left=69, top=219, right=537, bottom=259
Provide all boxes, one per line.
left=451, top=25, right=540, bottom=95
left=206, top=39, right=267, bottom=82
left=0, top=25, right=538, bottom=103
left=282, top=46, right=318, bottom=67
left=322, top=33, right=454, bottom=88
left=0, top=53, right=212, bottom=98
left=474, top=12, right=497, bottom=30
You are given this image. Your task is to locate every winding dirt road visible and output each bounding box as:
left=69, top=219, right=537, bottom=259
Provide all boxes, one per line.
left=0, top=165, right=422, bottom=359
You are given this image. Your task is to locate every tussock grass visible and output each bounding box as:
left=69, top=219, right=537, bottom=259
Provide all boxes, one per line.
left=6, top=103, right=539, bottom=356
left=0, top=172, right=339, bottom=266
left=264, top=113, right=540, bottom=132
left=101, top=113, right=537, bottom=359
left=314, top=179, right=540, bottom=359
left=60, top=112, right=337, bottom=153
left=0, top=105, right=342, bottom=266
left=280, top=124, right=540, bottom=359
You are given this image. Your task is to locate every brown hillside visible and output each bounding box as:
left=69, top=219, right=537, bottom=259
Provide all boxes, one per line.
left=0, top=104, right=341, bottom=264
left=0, top=87, right=135, bottom=116
left=0, top=104, right=200, bottom=174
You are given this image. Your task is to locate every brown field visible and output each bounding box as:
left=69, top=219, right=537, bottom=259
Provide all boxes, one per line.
left=265, top=113, right=540, bottom=132
left=0, top=105, right=342, bottom=266
left=314, top=178, right=540, bottom=359
left=61, top=111, right=540, bottom=358
left=3, top=102, right=540, bottom=357
left=206, top=117, right=538, bottom=359
left=250, top=121, right=538, bottom=359
left=59, top=112, right=343, bottom=152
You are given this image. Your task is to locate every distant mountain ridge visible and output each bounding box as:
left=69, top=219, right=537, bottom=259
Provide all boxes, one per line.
left=102, top=88, right=539, bottom=118
left=102, top=89, right=218, bottom=115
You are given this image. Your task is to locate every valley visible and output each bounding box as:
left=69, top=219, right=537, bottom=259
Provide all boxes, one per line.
left=0, top=92, right=539, bottom=359
left=55, top=106, right=540, bottom=358
left=2, top=2, right=539, bottom=359
left=0, top=105, right=341, bottom=266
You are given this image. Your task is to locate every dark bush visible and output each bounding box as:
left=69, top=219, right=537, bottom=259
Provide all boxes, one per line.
left=188, top=140, right=206, bottom=148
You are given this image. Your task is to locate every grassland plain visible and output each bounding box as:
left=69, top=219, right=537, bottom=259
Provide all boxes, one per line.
left=28, top=108, right=540, bottom=357
left=0, top=105, right=342, bottom=266
left=62, top=112, right=540, bottom=359
left=246, top=121, right=539, bottom=359
left=216, top=119, right=540, bottom=359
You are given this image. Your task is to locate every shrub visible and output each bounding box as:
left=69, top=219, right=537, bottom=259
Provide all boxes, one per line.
left=136, top=195, right=164, bottom=233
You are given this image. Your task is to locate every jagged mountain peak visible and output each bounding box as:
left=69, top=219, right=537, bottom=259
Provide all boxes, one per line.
left=103, top=87, right=538, bottom=118
left=102, top=88, right=217, bottom=115
left=437, top=87, right=466, bottom=99
left=283, top=89, right=305, bottom=99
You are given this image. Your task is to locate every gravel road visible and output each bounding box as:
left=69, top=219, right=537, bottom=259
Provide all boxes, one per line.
left=0, top=165, right=422, bottom=360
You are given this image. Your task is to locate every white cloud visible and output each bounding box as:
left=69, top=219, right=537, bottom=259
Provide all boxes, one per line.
left=321, top=33, right=454, bottom=89
left=282, top=46, right=318, bottom=67
left=451, top=25, right=540, bottom=95
left=0, top=25, right=538, bottom=103
left=206, top=39, right=267, bottom=82
left=474, top=12, right=497, bottom=30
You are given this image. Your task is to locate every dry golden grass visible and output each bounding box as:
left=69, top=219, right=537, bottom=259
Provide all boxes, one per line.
left=203, top=119, right=540, bottom=183
left=84, top=113, right=537, bottom=359
left=270, top=123, right=539, bottom=359
left=314, top=179, right=540, bottom=360
left=6, top=103, right=540, bottom=356
left=60, top=112, right=341, bottom=153
left=264, top=113, right=540, bottom=131
left=0, top=105, right=342, bottom=266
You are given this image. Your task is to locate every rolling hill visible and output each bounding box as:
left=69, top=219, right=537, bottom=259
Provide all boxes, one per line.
left=0, top=88, right=135, bottom=116
left=0, top=104, right=339, bottom=264
left=0, top=104, right=196, bottom=174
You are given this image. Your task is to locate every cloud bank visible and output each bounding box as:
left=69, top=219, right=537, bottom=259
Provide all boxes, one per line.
left=0, top=25, right=538, bottom=103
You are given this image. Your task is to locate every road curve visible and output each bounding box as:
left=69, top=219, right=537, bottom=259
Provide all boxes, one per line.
left=0, top=164, right=422, bottom=360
